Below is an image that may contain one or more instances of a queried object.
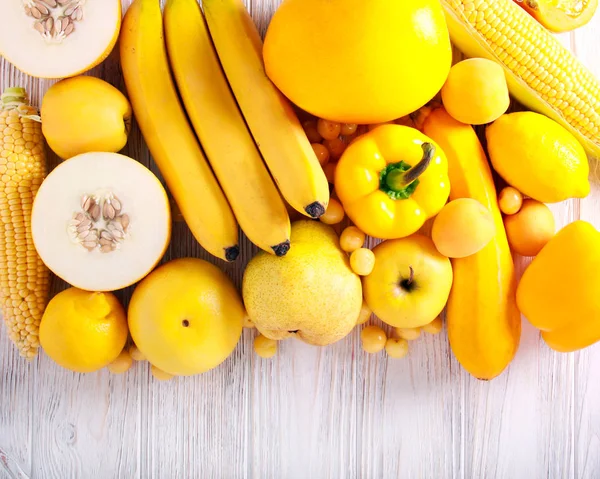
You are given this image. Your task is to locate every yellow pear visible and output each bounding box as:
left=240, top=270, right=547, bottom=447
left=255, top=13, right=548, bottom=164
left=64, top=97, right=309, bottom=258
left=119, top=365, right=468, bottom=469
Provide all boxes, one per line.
left=242, top=220, right=362, bottom=345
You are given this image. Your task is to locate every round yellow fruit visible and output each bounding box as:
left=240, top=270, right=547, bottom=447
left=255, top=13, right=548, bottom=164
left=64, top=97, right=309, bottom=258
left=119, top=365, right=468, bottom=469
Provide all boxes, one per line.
left=41, top=76, right=132, bottom=160
left=361, top=325, right=387, bottom=354
left=486, top=112, right=590, bottom=203
left=0, top=1, right=121, bottom=79
left=385, top=338, right=409, bottom=358
left=254, top=334, right=278, bottom=359
left=243, top=220, right=363, bottom=346
left=363, top=234, right=453, bottom=328
left=441, top=58, right=510, bottom=125
left=128, top=258, right=244, bottom=376
left=39, top=288, right=128, bottom=373
left=263, top=0, right=452, bottom=124
left=432, top=198, right=496, bottom=258
left=504, top=199, right=555, bottom=257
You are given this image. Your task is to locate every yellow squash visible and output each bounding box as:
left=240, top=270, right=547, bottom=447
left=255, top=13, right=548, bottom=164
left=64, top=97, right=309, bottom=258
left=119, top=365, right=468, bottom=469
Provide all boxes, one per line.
left=120, top=0, right=239, bottom=262
left=416, top=106, right=521, bottom=380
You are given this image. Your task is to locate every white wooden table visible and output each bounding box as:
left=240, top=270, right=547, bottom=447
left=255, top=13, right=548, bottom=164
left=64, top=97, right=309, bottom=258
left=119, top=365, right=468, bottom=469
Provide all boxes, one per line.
left=1, top=1, right=600, bottom=478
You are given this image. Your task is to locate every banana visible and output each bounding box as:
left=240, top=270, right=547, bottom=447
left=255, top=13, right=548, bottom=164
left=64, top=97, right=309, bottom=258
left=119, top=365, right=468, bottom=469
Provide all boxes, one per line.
left=202, top=0, right=330, bottom=219
left=164, top=0, right=291, bottom=257
left=120, top=0, right=239, bottom=262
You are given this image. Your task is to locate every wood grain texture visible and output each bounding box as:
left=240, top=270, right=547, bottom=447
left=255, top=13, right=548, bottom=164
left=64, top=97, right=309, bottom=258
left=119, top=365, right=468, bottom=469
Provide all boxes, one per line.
left=1, top=1, right=600, bottom=478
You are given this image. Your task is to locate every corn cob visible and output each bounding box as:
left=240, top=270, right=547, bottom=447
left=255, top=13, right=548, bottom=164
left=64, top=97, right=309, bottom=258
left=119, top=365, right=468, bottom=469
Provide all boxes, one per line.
left=441, top=0, right=600, bottom=158
left=0, top=87, right=49, bottom=359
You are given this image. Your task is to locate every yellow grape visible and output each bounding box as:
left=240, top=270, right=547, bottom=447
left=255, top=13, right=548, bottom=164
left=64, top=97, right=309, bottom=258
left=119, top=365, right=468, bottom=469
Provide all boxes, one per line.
left=422, top=316, right=443, bottom=334
left=311, top=143, right=330, bottom=167
left=385, top=338, right=409, bottom=358
left=350, top=248, right=375, bottom=276
left=323, top=138, right=346, bottom=160
left=302, top=120, right=323, bottom=143
left=340, top=226, right=366, bottom=252
left=341, top=123, right=358, bottom=135
left=356, top=300, right=372, bottom=325
left=317, top=118, right=341, bottom=140
left=320, top=198, right=345, bottom=225
left=499, top=186, right=524, bottom=215
left=108, top=350, right=133, bottom=374
left=151, top=365, right=174, bottom=381
left=254, top=334, right=277, bottom=358
left=128, top=344, right=146, bottom=361
left=396, top=327, right=421, bottom=341
left=361, top=325, right=387, bottom=353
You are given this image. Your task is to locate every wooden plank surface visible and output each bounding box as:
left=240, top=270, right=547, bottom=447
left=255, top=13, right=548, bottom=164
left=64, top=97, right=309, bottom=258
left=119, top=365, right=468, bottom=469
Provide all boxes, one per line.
left=1, top=1, right=600, bottom=478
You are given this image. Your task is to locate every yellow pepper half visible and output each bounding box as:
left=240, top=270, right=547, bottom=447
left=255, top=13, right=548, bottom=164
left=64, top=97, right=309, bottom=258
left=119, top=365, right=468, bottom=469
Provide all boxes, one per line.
left=517, top=220, right=600, bottom=353
left=334, top=125, right=450, bottom=239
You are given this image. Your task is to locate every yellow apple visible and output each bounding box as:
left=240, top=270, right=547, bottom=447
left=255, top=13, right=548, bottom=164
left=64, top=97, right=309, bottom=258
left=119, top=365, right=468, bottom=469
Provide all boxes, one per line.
left=363, top=234, right=453, bottom=328
left=41, top=76, right=132, bottom=159
left=128, top=258, right=244, bottom=376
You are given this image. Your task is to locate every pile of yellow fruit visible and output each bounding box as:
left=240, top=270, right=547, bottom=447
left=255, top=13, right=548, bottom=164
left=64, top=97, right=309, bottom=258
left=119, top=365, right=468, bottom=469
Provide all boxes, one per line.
left=0, top=0, right=599, bottom=383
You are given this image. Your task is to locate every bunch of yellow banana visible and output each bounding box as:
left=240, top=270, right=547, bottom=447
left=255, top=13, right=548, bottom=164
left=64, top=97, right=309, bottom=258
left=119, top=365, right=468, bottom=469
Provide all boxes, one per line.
left=120, top=0, right=330, bottom=260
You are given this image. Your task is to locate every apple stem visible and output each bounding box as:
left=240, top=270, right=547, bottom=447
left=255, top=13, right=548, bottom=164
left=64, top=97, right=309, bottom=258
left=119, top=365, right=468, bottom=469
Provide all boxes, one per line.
left=407, top=266, right=414, bottom=285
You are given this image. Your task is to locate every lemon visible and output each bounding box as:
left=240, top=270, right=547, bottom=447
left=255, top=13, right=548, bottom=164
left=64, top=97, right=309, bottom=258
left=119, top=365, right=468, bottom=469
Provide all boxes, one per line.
left=39, top=288, right=128, bottom=373
left=486, top=112, right=590, bottom=203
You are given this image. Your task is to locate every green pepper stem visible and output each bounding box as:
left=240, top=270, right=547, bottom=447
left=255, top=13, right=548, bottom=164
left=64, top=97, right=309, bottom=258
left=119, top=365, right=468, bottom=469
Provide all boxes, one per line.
left=385, top=143, right=435, bottom=191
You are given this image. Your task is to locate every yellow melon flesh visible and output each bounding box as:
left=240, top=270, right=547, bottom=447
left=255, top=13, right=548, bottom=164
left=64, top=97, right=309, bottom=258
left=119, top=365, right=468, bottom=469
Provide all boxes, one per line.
left=0, top=1, right=121, bottom=79
left=31, top=152, right=171, bottom=292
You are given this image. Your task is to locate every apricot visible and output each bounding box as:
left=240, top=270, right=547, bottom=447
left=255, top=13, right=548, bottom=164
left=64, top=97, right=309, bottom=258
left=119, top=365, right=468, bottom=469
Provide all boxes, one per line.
left=441, top=58, right=510, bottom=125
left=504, top=199, right=555, bottom=256
left=432, top=198, right=496, bottom=258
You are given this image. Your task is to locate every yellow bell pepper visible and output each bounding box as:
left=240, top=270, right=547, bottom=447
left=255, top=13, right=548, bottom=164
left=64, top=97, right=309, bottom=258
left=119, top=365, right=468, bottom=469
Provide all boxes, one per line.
left=517, top=220, right=600, bottom=352
left=334, top=125, right=450, bottom=239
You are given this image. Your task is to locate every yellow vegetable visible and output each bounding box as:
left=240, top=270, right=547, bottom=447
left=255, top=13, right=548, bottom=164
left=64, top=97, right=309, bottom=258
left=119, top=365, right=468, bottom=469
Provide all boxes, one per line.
left=416, top=106, right=521, bottom=380
left=0, top=87, right=49, bottom=359
left=441, top=0, right=600, bottom=158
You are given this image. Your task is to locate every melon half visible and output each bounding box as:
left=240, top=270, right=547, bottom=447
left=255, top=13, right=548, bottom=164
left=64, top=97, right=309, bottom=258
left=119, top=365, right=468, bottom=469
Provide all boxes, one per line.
left=0, top=1, right=121, bottom=79
left=32, top=152, right=171, bottom=292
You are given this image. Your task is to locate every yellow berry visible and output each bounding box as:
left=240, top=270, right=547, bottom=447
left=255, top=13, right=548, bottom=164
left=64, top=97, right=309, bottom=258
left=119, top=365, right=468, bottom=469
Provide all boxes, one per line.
left=320, top=198, right=345, bottom=225
left=395, top=327, right=421, bottom=341
left=422, top=316, right=443, bottom=334
left=128, top=344, right=146, bottom=361
left=356, top=300, right=372, bottom=325
left=324, top=162, right=337, bottom=184
left=350, top=248, right=375, bottom=276
left=317, top=118, right=341, bottom=140
left=341, top=123, right=358, bottom=136
left=243, top=316, right=256, bottom=329
left=254, top=334, right=277, bottom=358
left=361, top=325, right=387, bottom=353
left=302, top=120, right=322, bottom=143
left=151, top=365, right=174, bottom=381
left=385, top=338, right=409, bottom=358
left=323, top=138, right=346, bottom=160
left=311, top=143, right=330, bottom=167
left=340, top=226, right=366, bottom=252
left=108, top=350, right=133, bottom=374
left=499, top=186, right=523, bottom=215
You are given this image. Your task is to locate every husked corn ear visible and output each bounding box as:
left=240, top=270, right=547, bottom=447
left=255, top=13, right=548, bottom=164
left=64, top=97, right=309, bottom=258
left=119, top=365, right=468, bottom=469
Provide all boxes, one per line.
left=0, top=87, right=49, bottom=359
left=441, top=0, right=600, bottom=158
